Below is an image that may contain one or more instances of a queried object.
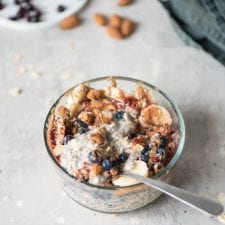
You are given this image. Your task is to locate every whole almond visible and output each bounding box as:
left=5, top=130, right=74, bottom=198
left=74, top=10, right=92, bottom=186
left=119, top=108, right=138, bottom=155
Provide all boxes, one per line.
left=118, top=0, right=133, bottom=6
left=109, top=14, right=122, bottom=28
left=58, top=106, right=69, bottom=117
left=106, top=26, right=122, bottom=40
left=121, top=19, right=135, bottom=38
left=60, top=15, right=80, bottom=30
left=91, top=133, right=105, bottom=144
left=94, top=13, right=107, bottom=26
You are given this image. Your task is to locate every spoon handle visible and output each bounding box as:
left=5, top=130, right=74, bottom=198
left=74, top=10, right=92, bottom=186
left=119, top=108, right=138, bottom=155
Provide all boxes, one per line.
left=123, top=172, right=224, bottom=217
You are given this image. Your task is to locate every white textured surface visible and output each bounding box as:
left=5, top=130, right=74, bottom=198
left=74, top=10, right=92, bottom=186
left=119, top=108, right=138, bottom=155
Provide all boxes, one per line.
left=0, top=0, right=225, bottom=225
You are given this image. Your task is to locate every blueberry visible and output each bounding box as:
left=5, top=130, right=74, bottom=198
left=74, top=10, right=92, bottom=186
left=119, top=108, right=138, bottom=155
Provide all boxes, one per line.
left=113, top=111, right=125, bottom=120
left=79, top=127, right=88, bottom=134
left=119, top=152, right=128, bottom=162
left=156, top=148, right=165, bottom=157
left=88, top=151, right=99, bottom=163
left=102, top=159, right=112, bottom=170
left=159, top=136, right=168, bottom=148
left=141, top=147, right=149, bottom=162
left=16, top=7, right=26, bottom=19
left=77, top=119, right=88, bottom=128
left=14, top=0, right=30, bottom=5
left=57, top=5, right=66, bottom=12
left=141, top=147, right=149, bottom=155
left=63, top=135, right=74, bottom=145
left=141, top=153, right=149, bottom=162
left=9, top=16, right=19, bottom=21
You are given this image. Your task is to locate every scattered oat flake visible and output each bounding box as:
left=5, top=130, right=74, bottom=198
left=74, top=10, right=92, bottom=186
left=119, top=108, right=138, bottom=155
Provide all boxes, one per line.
left=55, top=216, right=65, bottom=224
left=10, top=218, right=15, bottom=223
left=16, top=66, right=27, bottom=76
left=26, top=64, right=35, bottom=71
left=15, top=200, right=23, bottom=207
left=218, top=213, right=225, bottom=224
left=11, top=53, right=22, bottom=63
left=61, top=71, right=72, bottom=81
left=30, top=71, right=42, bottom=79
left=8, top=87, right=22, bottom=97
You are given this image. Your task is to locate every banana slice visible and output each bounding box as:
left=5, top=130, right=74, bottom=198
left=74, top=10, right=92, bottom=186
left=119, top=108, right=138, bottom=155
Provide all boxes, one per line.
left=139, top=104, right=172, bottom=127
left=112, top=175, right=139, bottom=186
left=124, top=160, right=148, bottom=177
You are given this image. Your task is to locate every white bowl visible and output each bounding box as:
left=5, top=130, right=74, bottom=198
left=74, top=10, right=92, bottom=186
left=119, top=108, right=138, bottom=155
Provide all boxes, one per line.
left=0, top=0, right=87, bottom=30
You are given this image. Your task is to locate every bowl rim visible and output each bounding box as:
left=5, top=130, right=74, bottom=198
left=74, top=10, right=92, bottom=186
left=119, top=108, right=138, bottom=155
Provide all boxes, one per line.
left=43, top=76, right=186, bottom=190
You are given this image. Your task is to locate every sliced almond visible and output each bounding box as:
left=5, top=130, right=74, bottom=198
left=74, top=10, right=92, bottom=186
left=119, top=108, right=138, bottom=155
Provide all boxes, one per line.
left=87, top=89, right=104, bottom=100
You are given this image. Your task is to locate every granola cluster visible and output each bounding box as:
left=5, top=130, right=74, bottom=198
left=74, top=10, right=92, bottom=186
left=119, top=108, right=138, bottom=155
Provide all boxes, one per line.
left=47, top=77, right=179, bottom=186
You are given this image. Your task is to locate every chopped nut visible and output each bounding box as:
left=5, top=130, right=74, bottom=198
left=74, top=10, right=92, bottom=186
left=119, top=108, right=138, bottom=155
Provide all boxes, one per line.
left=118, top=0, right=133, bottom=6
left=121, top=19, right=135, bottom=38
left=8, top=87, right=22, bottom=97
left=109, top=14, right=122, bottom=28
left=94, top=13, right=107, bottom=26
left=78, top=111, right=94, bottom=125
left=58, top=106, right=70, bottom=117
left=106, top=26, right=122, bottom=40
left=91, top=133, right=105, bottom=144
left=90, top=164, right=103, bottom=176
left=60, top=15, right=80, bottom=30
left=110, top=167, right=119, bottom=176
left=87, top=89, right=104, bottom=100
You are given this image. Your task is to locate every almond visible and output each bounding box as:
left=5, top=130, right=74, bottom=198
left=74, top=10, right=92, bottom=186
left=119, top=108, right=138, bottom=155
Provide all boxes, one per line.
left=94, top=13, right=107, bottom=26
left=118, top=0, right=133, bottom=6
left=78, top=111, right=94, bottom=125
left=90, top=164, right=103, bottom=176
left=109, top=14, right=122, bottom=28
left=60, top=15, right=80, bottom=30
left=106, top=26, right=122, bottom=39
left=121, top=19, right=135, bottom=38
left=91, top=133, right=105, bottom=144
left=58, top=106, right=69, bottom=117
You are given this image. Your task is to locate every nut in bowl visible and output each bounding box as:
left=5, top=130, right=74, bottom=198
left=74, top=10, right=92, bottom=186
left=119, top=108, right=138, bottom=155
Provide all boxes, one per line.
left=43, top=76, right=185, bottom=213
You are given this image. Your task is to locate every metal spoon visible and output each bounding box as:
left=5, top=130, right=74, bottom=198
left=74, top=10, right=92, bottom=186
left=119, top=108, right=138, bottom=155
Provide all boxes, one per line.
left=123, top=172, right=224, bottom=220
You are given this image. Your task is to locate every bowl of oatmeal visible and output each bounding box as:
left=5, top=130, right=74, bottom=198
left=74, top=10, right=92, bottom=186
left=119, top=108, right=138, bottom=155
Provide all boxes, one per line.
left=43, top=76, right=185, bottom=213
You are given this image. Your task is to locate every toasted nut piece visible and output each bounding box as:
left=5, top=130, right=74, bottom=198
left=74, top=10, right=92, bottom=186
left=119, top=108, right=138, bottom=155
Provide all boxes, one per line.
left=132, top=143, right=144, bottom=153
left=94, top=13, right=107, bottom=26
left=58, top=106, right=69, bottom=117
left=110, top=167, right=119, bottom=176
left=106, top=26, right=123, bottom=39
left=91, top=133, right=105, bottom=144
left=118, top=0, right=133, bottom=6
left=87, top=89, right=104, bottom=100
left=78, top=111, right=95, bottom=125
left=109, top=14, right=122, bottom=28
left=94, top=109, right=113, bottom=125
left=102, top=104, right=117, bottom=112
left=90, top=164, right=103, bottom=176
left=90, top=99, right=105, bottom=109
left=107, top=76, right=117, bottom=87
left=121, top=19, right=135, bottom=38
left=60, top=15, right=80, bottom=30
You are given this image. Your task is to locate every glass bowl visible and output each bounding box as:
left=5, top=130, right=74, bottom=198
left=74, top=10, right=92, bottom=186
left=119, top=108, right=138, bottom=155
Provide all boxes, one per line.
left=43, top=76, right=185, bottom=213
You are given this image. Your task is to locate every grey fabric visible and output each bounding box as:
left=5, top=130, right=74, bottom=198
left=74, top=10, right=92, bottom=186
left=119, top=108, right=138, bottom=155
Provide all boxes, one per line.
left=160, top=0, right=225, bottom=65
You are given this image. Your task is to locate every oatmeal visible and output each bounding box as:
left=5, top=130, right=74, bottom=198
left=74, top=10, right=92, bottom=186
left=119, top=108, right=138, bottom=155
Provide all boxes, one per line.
left=47, top=77, right=180, bottom=187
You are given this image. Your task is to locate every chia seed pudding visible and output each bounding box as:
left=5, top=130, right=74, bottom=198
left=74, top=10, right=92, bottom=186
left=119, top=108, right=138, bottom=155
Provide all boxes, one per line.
left=46, top=77, right=180, bottom=187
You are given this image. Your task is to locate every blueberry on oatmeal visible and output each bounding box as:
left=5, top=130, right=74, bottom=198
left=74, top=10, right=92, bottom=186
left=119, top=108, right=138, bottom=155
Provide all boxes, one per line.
left=47, top=77, right=180, bottom=186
